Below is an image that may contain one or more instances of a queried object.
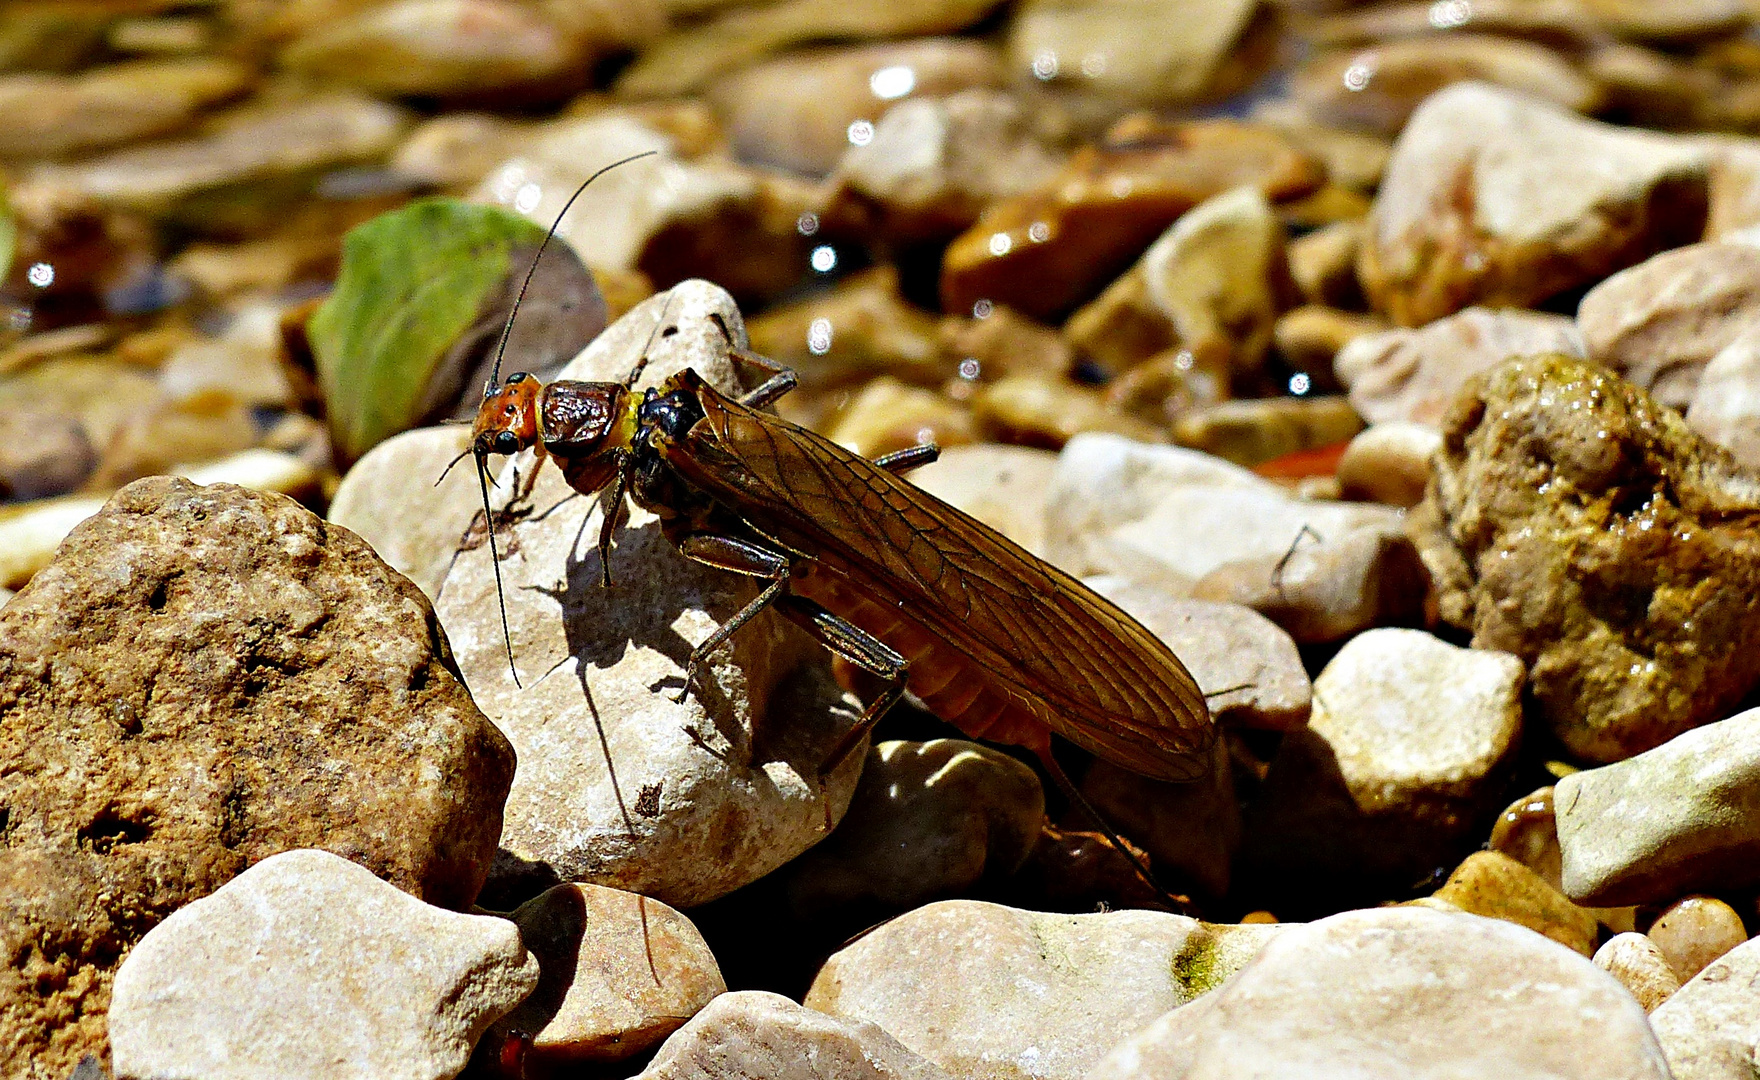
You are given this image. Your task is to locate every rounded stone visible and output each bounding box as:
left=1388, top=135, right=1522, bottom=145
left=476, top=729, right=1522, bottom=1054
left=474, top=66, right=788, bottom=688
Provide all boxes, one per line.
left=1595, top=933, right=1682, bottom=1013
left=1648, top=896, right=1749, bottom=984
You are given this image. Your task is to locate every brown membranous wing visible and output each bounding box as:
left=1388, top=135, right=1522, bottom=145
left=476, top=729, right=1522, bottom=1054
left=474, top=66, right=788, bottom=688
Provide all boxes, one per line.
left=659, top=371, right=1213, bottom=782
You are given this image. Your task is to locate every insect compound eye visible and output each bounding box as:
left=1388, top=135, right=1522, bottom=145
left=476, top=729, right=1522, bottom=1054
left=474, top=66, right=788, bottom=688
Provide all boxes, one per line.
left=506, top=372, right=529, bottom=384
left=493, top=431, right=521, bottom=455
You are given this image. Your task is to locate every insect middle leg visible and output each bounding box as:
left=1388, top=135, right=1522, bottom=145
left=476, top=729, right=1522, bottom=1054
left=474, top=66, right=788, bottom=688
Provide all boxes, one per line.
left=774, top=595, right=909, bottom=789
left=706, top=312, right=798, bottom=409
left=672, top=534, right=792, bottom=703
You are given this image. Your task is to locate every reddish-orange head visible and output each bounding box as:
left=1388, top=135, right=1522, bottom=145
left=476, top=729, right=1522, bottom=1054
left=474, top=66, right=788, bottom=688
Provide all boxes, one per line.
left=472, top=372, right=544, bottom=461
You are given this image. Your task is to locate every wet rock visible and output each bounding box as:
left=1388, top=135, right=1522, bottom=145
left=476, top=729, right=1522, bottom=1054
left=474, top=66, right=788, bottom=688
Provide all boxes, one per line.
left=1648, top=896, right=1749, bottom=984
left=638, top=991, right=951, bottom=1080
left=971, top=373, right=1163, bottom=449
left=0, top=478, right=513, bottom=1075
left=0, top=57, right=251, bottom=160
left=711, top=38, right=1004, bottom=177
left=804, top=900, right=1278, bottom=1080
left=941, top=117, right=1323, bottom=322
left=1004, top=0, right=1261, bottom=108
left=108, top=849, right=539, bottom=1080
left=278, top=0, right=661, bottom=102
left=1595, top=933, right=1681, bottom=1012
left=746, top=266, right=948, bottom=391
left=1578, top=240, right=1760, bottom=408
left=1334, top=306, right=1585, bottom=428
left=1085, top=579, right=1312, bottom=732
left=1064, top=185, right=1291, bottom=383
left=1409, top=354, right=1760, bottom=762
left=1648, top=936, right=1760, bottom=1080
left=617, top=0, right=1005, bottom=98
left=780, top=740, right=1043, bottom=918
left=1088, top=906, right=1671, bottom=1080
left=1360, top=82, right=1708, bottom=327
left=1274, top=305, right=1386, bottom=382
left=1336, top=422, right=1441, bottom=508
left=1489, top=786, right=1566, bottom=890
left=824, top=376, right=977, bottom=458
left=907, top=443, right=1059, bottom=556
left=828, top=89, right=1064, bottom=246
left=1555, top=706, right=1760, bottom=905
left=1241, top=629, right=1524, bottom=892
left=489, top=883, right=724, bottom=1065
left=1433, top=850, right=1598, bottom=956
left=1686, top=326, right=1760, bottom=471
left=1192, top=526, right=1429, bottom=644
left=1172, top=395, right=1362, bottom=469
left=327, top=426, right=480, bottom=600
left=435, top=281, right=868, bottom=909
left=1294, top=36, right=1598, bottom=138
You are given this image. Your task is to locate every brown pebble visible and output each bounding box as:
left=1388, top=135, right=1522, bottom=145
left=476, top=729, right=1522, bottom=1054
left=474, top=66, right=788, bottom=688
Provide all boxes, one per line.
left=1240, top=911, right=1279, bottom=925
left=1649, top=896, right=1749, bottom=982
left=1488, top=786, right=1562, bottom=891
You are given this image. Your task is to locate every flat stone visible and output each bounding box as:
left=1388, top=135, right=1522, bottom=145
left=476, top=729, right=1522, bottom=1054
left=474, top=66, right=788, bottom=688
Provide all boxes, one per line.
left=637, top=991, right=952, bottom=1080
left=1088, top=906, right=1672, bottom=1080
left=1191, top=526, right=1430, bottom=644
left=711, top=38, right=1004, bottom=177
left=1595, top=933, right=1681, bottom=1013
left=1241, top=629, right=1524, bottom=892
left=489, top=883, right=725, bottom=1065
left=898, top=444, right=1059, bottom=558
left=328, top=425, right=481, bottom=600
left=1578, top=241, right=1760, bottom=408
left=1273, top=305, right=1386, bottom=382
left=1172, top=395, right=1362, bottom=469
left=1648, top=896, right=1749, bottom=984
left=804, top=900, right=1278, bottom=1080
left=435, top=281, right=868, bottom=909
left=1433, top=850, right=1598, bottom=956
left=779, top=740, right=1044, bottom=918
left=1648, top=936, right=1760, bottom=1080
left=0, top=57, right=251, bottom=160
left=969, top=373, right=1163, bottom=449
left=109, top=850, right=539, bottom=1080
left=1336, top=421, right=1441, bottom=508
left=1250, top=100, right=1391, bottom=191
left=1359, top=81, right=1708, bottom=327
left=1687, top=324, right=1760, bottom=471
left=1005, top=0, right=1261, bottom=107
left=825, top=376, right=978, bottom=459
left=1334, top=306, right=1585, bottom=428
left=1409, top=354, right=1760, bottom=762
left=0, top=477, right=513, bottom=1075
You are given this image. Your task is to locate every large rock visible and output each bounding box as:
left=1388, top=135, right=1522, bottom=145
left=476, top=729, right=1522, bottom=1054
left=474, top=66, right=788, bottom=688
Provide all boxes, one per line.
left=1648, top=936, right=1760, bottom=1080
left=1088, top=906, right=1672, bottom=1080
left=1359, top=82, right=1708, bottom=326
left=907, top=444, right=1059, bottom=557
left=804, top=900, right=1279, bottom=1080
left=108, top=849, right=539, bottom=1080
left=0, top=477, right=513, bottom=1076
left=1555, top=706, right=1760, bottom=906
left=435, top=281, right=868, bottom=909
left=637, top=991, right=952, bottom=1080
left=1409, top=353, right=1760, bottom=762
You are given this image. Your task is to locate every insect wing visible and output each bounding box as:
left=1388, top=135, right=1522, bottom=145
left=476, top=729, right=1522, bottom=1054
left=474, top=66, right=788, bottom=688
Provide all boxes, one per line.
left=661, top=374, right=1214, bottom=781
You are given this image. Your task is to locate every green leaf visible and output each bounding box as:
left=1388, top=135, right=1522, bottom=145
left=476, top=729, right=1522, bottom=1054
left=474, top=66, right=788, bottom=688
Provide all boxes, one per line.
left=310, top=198, right=551, bottom=463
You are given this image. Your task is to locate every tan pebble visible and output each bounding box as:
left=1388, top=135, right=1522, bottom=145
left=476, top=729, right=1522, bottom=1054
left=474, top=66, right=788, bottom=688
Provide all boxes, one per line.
left=822, top=377, right=977, bottom=460
left=1171, top=395, right=1361, bottom=469
left=1488, top=786, right=1563, bottom=890
left=1433, top=850, right=1598, bottom=956
left=1241, top=910, right=1279, bottom=924
left=972, top=373, right=1163, bottom=449
left=1273, top=304, right=1386, bottom=382
left=1335, top=421, right=1438, bottom=508
left=1594, top=932, right=1681, bottom=1012
left=1649, top=896, right=1749, bottom=982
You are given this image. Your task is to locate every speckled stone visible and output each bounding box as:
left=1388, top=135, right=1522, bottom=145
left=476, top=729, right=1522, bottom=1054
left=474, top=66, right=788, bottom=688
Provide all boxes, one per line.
left=1648, top=936, right=1760, bottom=1079
left=637, top=991, right=952, bottom=1080
left=1595, top=933, right=1681, bottom=1013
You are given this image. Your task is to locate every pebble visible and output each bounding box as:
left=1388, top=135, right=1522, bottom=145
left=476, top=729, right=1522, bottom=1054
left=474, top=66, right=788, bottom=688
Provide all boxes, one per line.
left=970, top=372, right=1163, bottom=449
left=1578, top=240, right=1760, bottom=408
left=1648, top=896, right=1749, bottom=984
left=826, top=376, right=978, bottom=458
left=780, top=739, right=1044, bottom=917
left=935, top=302, right=1074, bottom=384
left=1336, top=421, right=1440, bottom=507
left=489, top=883, right=725, bottom=1065
left=1081, top=745, right=1239, bottom=899
left=434, top=282, right=869, bottom=909
left=1556, top=706, right=1760, bottom=906
left=940, top=117, right=1323, bottom=321
left=1489, top=787, right=1565, bottom=890
left=1432, top=850, right=1599, bottom=956
left=1333, top=306, right=1586, bottom=428
left=1410, top=354, right=1760, bottom=762
left=637, top=991, right=952, bottom=1080
left=1648, top=936, right=1760, bottom=1080
left=1172, top=395, right=1362, bottom=469
left=906, top=443, right=1060, bottom=556
left=108, top=849, right=539, bottom=1080
left=1088, top=906, right=1672, bottom=1080
left=328, top=425, right=481, bottom=600
left=1294, top=36, right=1599, bottom=137
left=1359, top=82, right=1708, bottom=326
left=746, top=266, right=948, bottom=391
left=0, top=476, right=514, bottom=1074
left=1251, top=100, right=1392, bottom=192
left=1273, top=305, right=1386, bottom=383
left=804, top=899, right=1278, bottom=1080
left=1687, top=324, right=1760, bottom=471
left=1701, top=134, right=1760, bottom=239
left=1005, top=0, right=1261, bottom=107
left=1595, top=933, right=1682, bottom=1012
left=1192, top=525, right=1429, bottom=644
left=0, top=57, right=251, bottom=160
left=389, top=110, right=527, bottom=189
left=1241, top=629, right=1524, bottom=892
left=710, top=38, right=1004, bottom=176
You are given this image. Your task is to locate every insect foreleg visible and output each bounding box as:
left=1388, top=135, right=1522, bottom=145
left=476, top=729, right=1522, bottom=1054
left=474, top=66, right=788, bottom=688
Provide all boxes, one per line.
left=596, top=458, right=629, bottom=588
left=871, top=444, right=941, bottom=474
left=671, top=534, right=793, bottom=703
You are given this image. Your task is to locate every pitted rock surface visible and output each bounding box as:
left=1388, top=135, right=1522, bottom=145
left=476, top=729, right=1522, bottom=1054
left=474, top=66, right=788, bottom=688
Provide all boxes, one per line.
left=0, top=476, right=514, bottom=1077
left=1408, top=353, right=1760, bottom=762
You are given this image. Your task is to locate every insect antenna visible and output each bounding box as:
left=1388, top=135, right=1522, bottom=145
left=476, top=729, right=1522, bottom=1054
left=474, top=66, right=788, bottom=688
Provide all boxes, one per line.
left=1035, top=745, right=1191, bottom=915
left=434, top=446, right=473, bottom=486
left=486, top=148, right=660, bottom=391
left=476, top=451, right=523, bottom=688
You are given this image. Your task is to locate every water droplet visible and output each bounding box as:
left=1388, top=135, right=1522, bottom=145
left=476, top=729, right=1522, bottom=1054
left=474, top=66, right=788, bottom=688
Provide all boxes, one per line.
left=988, top=232, right=1013, bottom=257
left=796, top=212, right=820, bottom=236
left=1289, top=373, right=1312, bottom=395
left=1027, top=221, right=1050, bottom=243
left=847, top=120, right=874, bottom=146
left=972, top=299, right=994, bottom=319
left=26, top=263, right=54, bottom=289
left=810, top=245, right=838, bottom=273
left=807, top=317, right=833, bottom=355
left=1343, top=60, right=1375, bottom=92
left=869, top=65, right=916, bottom=100
left=958, top=358, right=981, bottom=380
left=513, top=182, right=542, bottom=214
left=1032, top=50, right=1059, bottom=80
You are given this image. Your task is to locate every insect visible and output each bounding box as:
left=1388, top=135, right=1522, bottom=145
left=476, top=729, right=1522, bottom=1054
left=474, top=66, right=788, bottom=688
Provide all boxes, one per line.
left=460, top=161, right=1216, bottom=904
